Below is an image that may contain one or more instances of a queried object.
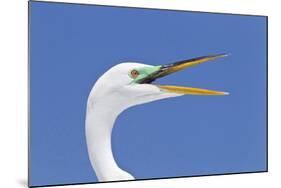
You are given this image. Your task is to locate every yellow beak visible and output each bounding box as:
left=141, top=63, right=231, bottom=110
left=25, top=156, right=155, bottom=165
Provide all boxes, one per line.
left=158, top=54, right=229, bottom=95
left=158, top=85, right=229, bottom=95
left=138, top=54, right=229, bottom=96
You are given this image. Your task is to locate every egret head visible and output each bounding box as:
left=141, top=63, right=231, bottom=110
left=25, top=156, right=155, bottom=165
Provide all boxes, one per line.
left=89, top=54, right=229, bottom=112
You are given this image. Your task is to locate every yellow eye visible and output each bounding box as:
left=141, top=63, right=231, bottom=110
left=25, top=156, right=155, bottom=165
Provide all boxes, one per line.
left=130, top=70, right=139, bottom=78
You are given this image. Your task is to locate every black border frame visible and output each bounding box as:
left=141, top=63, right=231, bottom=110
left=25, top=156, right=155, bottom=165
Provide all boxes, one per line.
left=28, top=1, right=268, bottom=187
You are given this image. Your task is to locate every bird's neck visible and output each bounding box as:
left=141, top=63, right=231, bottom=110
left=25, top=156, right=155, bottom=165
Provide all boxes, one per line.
left=85, top=101, right=133, bottom=181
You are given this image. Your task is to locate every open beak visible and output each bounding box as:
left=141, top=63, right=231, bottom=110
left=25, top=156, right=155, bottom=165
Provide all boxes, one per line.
left=138, top=54, right=229, bottom=95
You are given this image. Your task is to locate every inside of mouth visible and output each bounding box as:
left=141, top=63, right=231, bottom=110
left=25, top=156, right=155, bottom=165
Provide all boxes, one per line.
left=138, top=76, right=157, bottom=84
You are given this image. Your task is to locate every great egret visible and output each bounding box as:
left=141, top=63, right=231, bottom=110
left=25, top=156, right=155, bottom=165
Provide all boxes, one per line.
left=85, top=54, right=228, bottom=182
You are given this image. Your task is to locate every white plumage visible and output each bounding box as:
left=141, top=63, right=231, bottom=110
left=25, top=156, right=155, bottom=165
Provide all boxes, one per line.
left=85, top=55, right=228, bottom=182
left=86, top=63, right=180, bottom=181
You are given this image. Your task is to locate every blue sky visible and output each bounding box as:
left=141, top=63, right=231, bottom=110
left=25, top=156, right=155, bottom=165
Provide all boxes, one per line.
left=30, top=1, right=267, bottom=186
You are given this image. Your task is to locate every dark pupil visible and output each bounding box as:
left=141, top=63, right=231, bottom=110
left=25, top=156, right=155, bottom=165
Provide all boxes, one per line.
left=132, top=70, right=138, bottom=76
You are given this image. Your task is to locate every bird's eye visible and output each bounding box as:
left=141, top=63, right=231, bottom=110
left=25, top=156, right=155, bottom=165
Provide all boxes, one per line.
left=130, top=70, right=139, bottom=78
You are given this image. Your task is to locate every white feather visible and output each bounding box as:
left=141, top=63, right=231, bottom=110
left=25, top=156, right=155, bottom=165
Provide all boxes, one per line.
left=85, top=63, right=181, bottom=182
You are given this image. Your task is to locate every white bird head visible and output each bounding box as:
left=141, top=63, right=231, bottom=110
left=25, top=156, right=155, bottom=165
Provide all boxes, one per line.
left=86, top=54, right=229, bottom=182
